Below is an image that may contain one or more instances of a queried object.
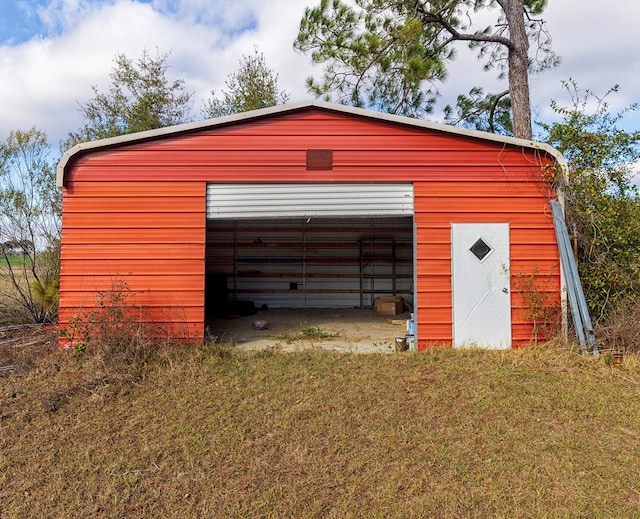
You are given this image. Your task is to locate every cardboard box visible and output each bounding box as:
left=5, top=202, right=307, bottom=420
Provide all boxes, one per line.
left=374, top=296, right=403, bottom=315
left=375, top=301, right=403, bottom=315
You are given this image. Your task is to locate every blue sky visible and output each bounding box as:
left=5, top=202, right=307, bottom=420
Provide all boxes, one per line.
left=1, top=0, right=639, bottom=150
left=0, top=2, right=42, bottom=44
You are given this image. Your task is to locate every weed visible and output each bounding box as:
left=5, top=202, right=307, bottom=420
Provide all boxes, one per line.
left=373, top=340, right=395, bottom=352
left=273, top=330, right=297, bottom=343
left=201, top=337, right=233, bottom=360
left=60, top=277, right=159, bottom=384
left=299, top=322, right=340, bottom=340
left=31, top=277, right=59, bottom=316
left=275, top=322, right=341, bottom=343
left=72, top=341, right=87, bottom=355
left=514, top=265, right=562, bottom=345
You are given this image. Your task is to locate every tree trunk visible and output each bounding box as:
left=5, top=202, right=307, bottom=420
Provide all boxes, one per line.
left=500, top=0, right=532, bottom=140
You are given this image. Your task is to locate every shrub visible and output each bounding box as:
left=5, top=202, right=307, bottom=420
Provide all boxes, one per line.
left=514, top=267, right=562, bottom=345
left=60, top=279, right=159, bottom=383
left=596, top=300, right=640, bottom=354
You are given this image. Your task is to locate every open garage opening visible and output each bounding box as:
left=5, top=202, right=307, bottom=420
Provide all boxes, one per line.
left=206, top=216, right=414, bottom=316
left=205, top=215, right=415, bottom=349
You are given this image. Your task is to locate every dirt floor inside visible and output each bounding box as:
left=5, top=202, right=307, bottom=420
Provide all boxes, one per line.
left=207, top=308, right=413, bottom=353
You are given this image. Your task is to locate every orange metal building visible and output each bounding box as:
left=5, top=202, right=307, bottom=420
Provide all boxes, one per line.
left=56, top=101, right=564, bottom=349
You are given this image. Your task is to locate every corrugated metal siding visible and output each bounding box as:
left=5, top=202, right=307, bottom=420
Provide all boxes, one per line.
left=414, top=180, right=560, bottom=348
left=206, top=183, right=414, bottom=218
left=206, top=217, right=414, bottom=309
left=66, top=111, right=549, bottom=184
left=59, top=181, right=205, bottom=342
left=60, top=107, right=560, bottom=348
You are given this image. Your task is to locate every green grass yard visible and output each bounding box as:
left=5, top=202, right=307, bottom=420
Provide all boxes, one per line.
left=1, top=255, right=31, bottom=267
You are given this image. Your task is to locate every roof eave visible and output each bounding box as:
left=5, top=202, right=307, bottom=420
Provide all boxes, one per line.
left=56, top=99, right=567, bottom=187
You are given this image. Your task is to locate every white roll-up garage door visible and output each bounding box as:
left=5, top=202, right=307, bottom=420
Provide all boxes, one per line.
left=206, top=183, right=414, bottom=219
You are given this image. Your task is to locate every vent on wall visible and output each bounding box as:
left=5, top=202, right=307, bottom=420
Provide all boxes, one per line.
left=306, top=149, right=333, bottom=170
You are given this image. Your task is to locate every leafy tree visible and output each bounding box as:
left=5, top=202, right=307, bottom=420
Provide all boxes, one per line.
left=65, top=49, right=194, bottom=148
left=295, top=0, right=558, bottom=139
left=539, top=80, right=640, bottom=321
left=0, top=128, right=60, bottom=323
left=203, top=48, right=290, bottom=118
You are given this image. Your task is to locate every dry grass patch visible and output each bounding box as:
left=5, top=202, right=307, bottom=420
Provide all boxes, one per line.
left=2, top=340, right=640, bottom=517
left=0, top=267, right=44, bottom=325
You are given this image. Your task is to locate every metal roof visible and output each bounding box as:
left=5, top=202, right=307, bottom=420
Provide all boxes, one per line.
left=56, top=99, right=566, bottom=187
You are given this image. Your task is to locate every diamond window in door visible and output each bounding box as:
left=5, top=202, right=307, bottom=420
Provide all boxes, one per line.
left=469, top=237, right=493, bottom=262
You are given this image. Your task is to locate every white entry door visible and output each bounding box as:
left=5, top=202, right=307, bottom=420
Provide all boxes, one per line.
left=452, top=223, right=511, bottom=349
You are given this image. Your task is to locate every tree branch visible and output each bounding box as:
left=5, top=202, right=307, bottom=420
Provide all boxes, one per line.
left=414, top=4, right=514, bottom=49
left=489, top=89, right=510, bottom=133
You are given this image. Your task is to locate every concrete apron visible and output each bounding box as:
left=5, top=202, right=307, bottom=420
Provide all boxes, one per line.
left=206, top=308, right=411, bottom=354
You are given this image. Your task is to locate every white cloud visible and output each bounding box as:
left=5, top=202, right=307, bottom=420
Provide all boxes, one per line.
left=0, top=0, right=317, bottom=146
left=531, top=1, right=640, bottom=127
left=0, top=0, right=639, bottom=151
left=35, top=0, right=95, bottom=34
